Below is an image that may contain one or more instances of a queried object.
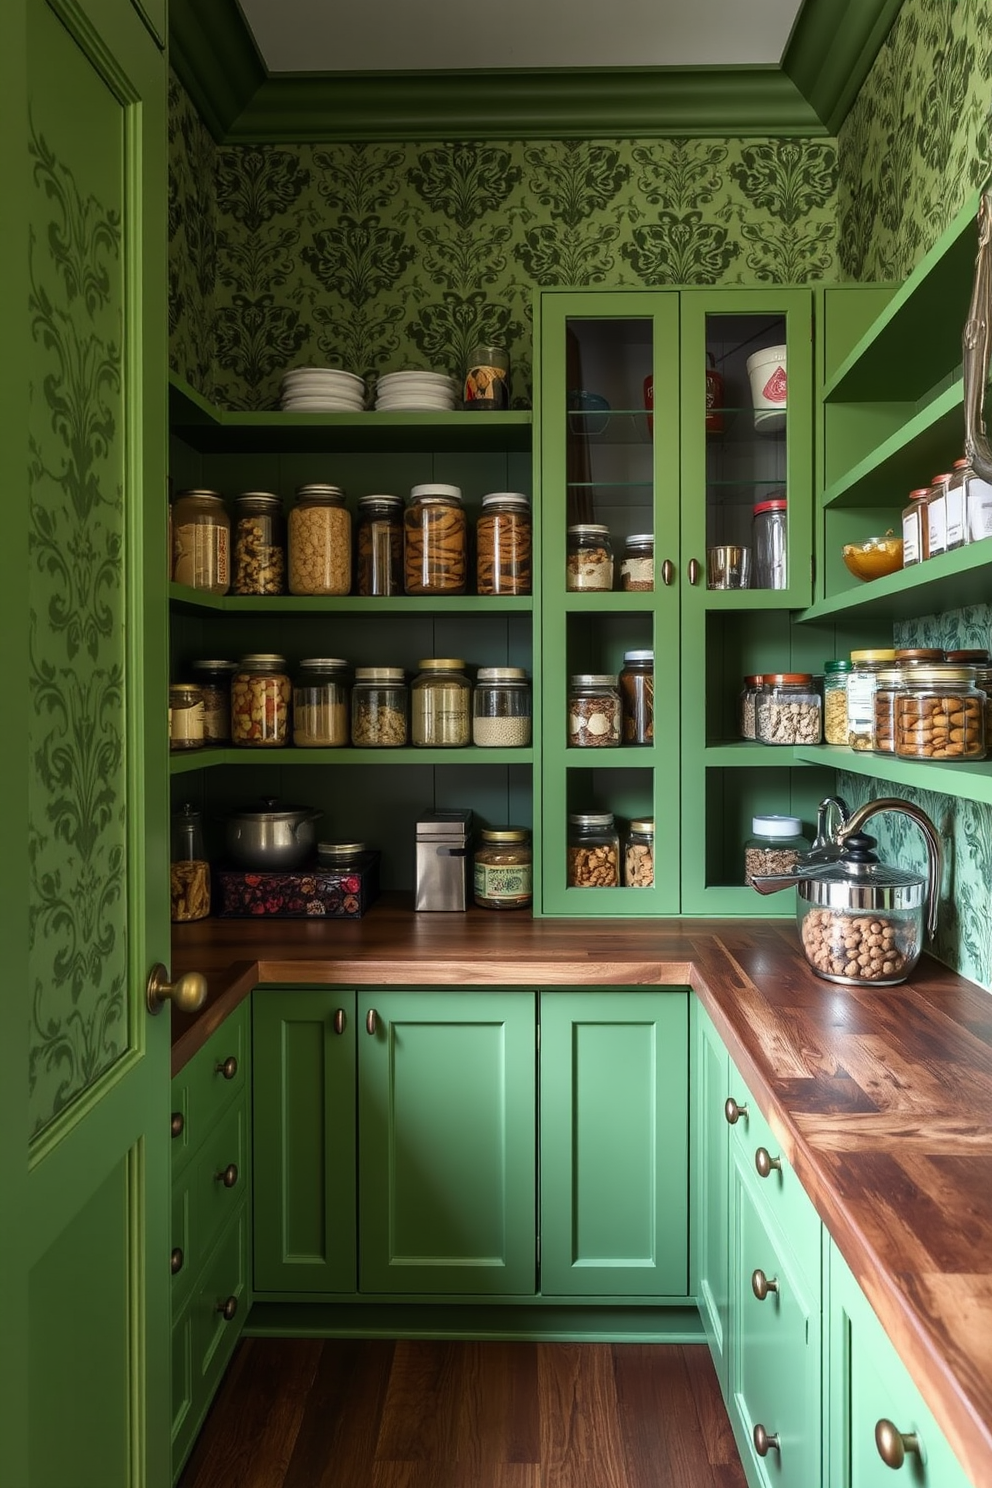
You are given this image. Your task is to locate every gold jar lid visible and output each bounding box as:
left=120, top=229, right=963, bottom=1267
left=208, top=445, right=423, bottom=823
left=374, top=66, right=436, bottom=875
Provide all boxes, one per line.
left=479, top=828, right=530, bottom=843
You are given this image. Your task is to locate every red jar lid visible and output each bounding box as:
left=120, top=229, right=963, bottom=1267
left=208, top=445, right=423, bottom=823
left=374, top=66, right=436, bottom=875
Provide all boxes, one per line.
left=753, top=499, right=787, bottom=515
left=764, top=672, right=813, bottom=685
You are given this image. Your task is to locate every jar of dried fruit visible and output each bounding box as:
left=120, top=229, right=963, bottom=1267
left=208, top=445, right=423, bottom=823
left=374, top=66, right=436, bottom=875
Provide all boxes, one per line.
left=232, top=491, right=285, bottom=595
left=230, top=654, right=292, bottom=747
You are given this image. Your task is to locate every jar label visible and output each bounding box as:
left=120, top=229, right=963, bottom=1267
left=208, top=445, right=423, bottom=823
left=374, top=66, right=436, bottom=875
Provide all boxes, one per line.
left=474, top=861, right=532, bottom=903
left=464, top=360, right=509, bottom=409
left=170, top=699, right=204, bottom=743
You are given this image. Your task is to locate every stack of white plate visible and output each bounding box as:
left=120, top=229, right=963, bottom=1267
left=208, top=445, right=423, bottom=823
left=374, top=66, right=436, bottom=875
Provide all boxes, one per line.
left=280, top=367, right=366, bottom=412
left=374, top=370, right=458, bottom=412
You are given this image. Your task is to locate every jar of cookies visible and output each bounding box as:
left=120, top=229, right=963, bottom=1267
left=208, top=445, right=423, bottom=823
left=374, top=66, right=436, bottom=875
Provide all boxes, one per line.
left=893, top=665, right=986, bottom=761
left=288, top=484, right=352, bottom=595
left=172, top=489, right=230, bottom=594
left=356, top=494, right=403, bottom=596
left=404, top=484, right=467, bottom=595
left=475, top=492, right=531, bottom=595
left=567, top=813, right=620, bottom=888
left=232, top=491, right=285, bottom=595
left=623, top=820, right=654, bottom=887
left=230, top=654, right=292, bottom=747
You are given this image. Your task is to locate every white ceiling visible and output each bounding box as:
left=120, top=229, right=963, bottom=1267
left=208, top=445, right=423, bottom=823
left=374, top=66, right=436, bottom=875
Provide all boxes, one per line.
left=236, top=0, right=805, bottom=73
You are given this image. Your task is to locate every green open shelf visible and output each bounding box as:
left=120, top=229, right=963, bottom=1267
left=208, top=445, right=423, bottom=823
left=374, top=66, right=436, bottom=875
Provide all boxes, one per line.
left=798, top=539, right=992, bottom=625
left=170, top=746, right=535, bottom=774
left=168, top=583, right=533, bottom=615
left=793, top=743, right=992, bottom=805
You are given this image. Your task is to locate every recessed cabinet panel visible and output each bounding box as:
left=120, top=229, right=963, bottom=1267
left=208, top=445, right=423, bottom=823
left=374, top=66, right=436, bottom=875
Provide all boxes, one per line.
left=692, top=1001, right=732, bottom=1395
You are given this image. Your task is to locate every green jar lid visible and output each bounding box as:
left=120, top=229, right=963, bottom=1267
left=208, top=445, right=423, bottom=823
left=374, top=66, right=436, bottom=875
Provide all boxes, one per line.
left=824, top=659, right=852, bottom=674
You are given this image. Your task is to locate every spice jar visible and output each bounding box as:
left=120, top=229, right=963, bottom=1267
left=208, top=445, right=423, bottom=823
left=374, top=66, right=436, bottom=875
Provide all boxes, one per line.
left=567, top=813, right=620, bottom=887
left=351, top=667, right=408, bottom=747
left=619, top=650, right=654, bottom=745
left=232, top=491, right=285, bottom=595
left=822, top=660, right=852, bottom=745
left=411, top=659, right=471, bottom=747
left=847, top=649, right=896, bottom=750
left=293, top=658, right=350, bottom=747
left=473, top=828, right=532, bottom=909
left=925, top=472, right=952, bottom=558
left=755, top=674, right=821, bottom=745
left=475, top=492, right=531, bottom=595
left=169, top=683, right=204, bottom=751
left=172, top=489, right=230, bottom=594
left=230, top=654, right=291, bottom=747
left=945, top=459, right=968, bottom=551
left=566, top=524, right=613, bottom=591
left=894, top=665, right=986, bottom=760
left=568, top=675, right=621, bottom=748
left=620, top=534, right=654, bottom=592
left=288, top=484, right=352, bottom=595
left=752, top=497, right=787, bottom=589
left=356, top=494, right=403, bottom=596
left=472, top=668, right=531, bottom=747
left=171, top=804, right=211, bottom=923
left=964, top=456, right=992, bottom=542
left=624, top=820, right=654, bottom=887
left=190, top=659, right=237, bottom=744
left=404, top=484, right=467, bottom=595
left=744, top=816, right=810, bottom=886
left=945, top=649, right=992, bottom=743
left=901, top=488, right=930, bottom=566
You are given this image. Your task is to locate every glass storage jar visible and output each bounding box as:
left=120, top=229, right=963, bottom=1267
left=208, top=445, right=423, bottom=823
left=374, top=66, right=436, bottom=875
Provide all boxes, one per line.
left=411, top=659, right=471, bottom=747
left=351, top=667, right=408, bottom=747
left=289, top=484, right=352, bottom=595
left=356, top=493, right=403, bottom=596
left=926, top=472, right=952, bottom=557
left=620, top=533, right=654, bottom=592
left=566, top=524, right=613, bottom=591
left=317, top=841, right=369, bottom=871
left=901, top=488, right=930, bottom=566
left=568, top=674, right=621, bottom=748
left=169, top=683, right=204, bottom=751
left=945, top=649, right=992, bottom=743
left=171, top=489, right=230, bottom=594
left=473, top=828, right=532, bottom=909
left=964, top=456, right=992, bottom=542
left=739, top=674, right=763, bottom=741
left=170, top=804, right=211, bottom=923
left=232, top=491, right=285, bottom=595
left=623, top=820, right=654, bottom=887
left=870, top=667, right=903, bottom=755
left=822, top=659, right=852, bottom=745
left=292, top=658, right=350, bottom=747
left=567, top=813, right=620, bottom=887
left=752, top=496, right=787, bottom=589
left=189, top=660, right=237, bottom=744
left=945, top=459, right=968, bottom=550
left=846, top=649, right=896, bottom=750
left=744, top=815, right=810, bottom=886
left=619, top=650, right=654, bottom=745
left=472, top=667, right=531, bottom=747
left=475, top=492, right=531, bottom=595
left=894, top=665, right=986, bottom=760
left=230, top=654, right=291, bottom=747
left=755, top=674, right=821, bottom=745
left=404, top=484, right=467, bottom=595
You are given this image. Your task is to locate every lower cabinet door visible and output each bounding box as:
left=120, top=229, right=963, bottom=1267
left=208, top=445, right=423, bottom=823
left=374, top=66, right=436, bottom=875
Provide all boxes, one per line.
left=693, top=1000, right=731, bottom=1390
left=358, top=990, right=537, bottom=1295
left=540, top=990, right=689, bottom=1296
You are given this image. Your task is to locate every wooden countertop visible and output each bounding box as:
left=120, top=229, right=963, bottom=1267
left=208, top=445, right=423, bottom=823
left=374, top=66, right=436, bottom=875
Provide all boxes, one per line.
left=171, top=899, right=992, bottom=1488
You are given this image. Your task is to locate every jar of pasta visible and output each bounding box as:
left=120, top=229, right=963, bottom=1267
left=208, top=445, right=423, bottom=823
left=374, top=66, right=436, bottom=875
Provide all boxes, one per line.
left=356, top=494, right=403, bottom=596
left=189, top=660, right=236, bottom=744
left=288, top=484, right=352, bottom=595
left=293, top=658, right=350, bottom=747
left=567, top=813, right=620, bottom=887
left=232, top=491, right=285, bottom=594
left=351, top=667, right=408, bottom=747
left=475, top=492, right=531, bottom=595
left=404, top=484, right=467, bottom=595
left=170, top=804, right=211, bottom=923
left=230, top=654, right=291, bottom=747
left=894, top=665, right=986, bottom=760
left=411, top=659, right=471, bottom=747
left=172, top=489, right=230, bottom=594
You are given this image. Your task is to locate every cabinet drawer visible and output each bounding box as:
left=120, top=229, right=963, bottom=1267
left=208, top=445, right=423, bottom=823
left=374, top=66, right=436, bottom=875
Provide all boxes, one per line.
left=729, top=1074, right=820, bottom=1285
left=191, top=1099, right=248, bottom=1270
left=191, top=1206, right=248, bottom=1392
left=170, top=1002, right=249, bottom=1178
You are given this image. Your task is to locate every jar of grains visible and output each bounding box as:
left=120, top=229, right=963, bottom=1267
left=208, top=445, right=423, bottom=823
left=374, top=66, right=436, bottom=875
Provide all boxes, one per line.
left=230, top=654, right=291, bottom=747
left=847, top=649, right=896, bottom=750
left=404, top=484, right=467, bottom=595
left=620, top=533, right=654, bottom=592
left=756, top=674, right=821, bottom=745
left=351, top=667, right=408, bottom=747
left=472, top=667, right=531, bottom=747
left=822, top=659, right=852, bottom=745
left=288, top=484, right=352, bottom=595
left=619, top=650, right=654, bottom=745
left=739, top=674, right=763, bottom=741
left=232, top=491, right=285, bottom=594
left=945, top=649, right=992, bottom=744
left=172, top=489, right=230, bottom=594
left=744, top=815, right=810, bottom=886
left=568, top=674, right=621, bottom=748
left=170, top=804, right=211, bottom=923
left=190, top=659, right=237, bottom=744
left=624, top=820, right=654, bottom=887
left=567, top=813, right=620, bottom=887
left=411, top=659, right=471, bottom=747
left=894, top=665, right=986, bottom=761
left=356, top=494, right=403, bottom=596
left=475, top=492, right=531, bottom=595
left=566, top=524, right=613, bottom=591
left=292, top=658, right=350, bottom=747
left=473, top=828, right=533, bottom=909
left=169, top=683, right=204, bottom=751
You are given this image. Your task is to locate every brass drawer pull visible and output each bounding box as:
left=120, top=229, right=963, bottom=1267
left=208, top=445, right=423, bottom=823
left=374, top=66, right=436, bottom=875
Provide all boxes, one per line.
left=688, top=557, right=702, bottom=586
left=755, top=1146, right=781, bottom=1179
left=366, top=1008, right=378, bottom=1035
left=751, top=1268, right=778, bottom=1301
left=216, top=1296, right=238, bottom=1322
left=875, top=1419, right=920, bottom=1469
left=215, top=1055, right=238, bottom=1080
left=216, top=1163, right=239, bottom=1189
left=661, top=558, right=675, bottom=587
left=753, top=1424, right=780, bottom=1457
left=724, top=1097, right=749, bottom=1126
left=171, top=1247, right=184, bottom=1276
left=334, top=1008, right=346, bottom=1035
left=171, top=1112, right=185, bottom=1139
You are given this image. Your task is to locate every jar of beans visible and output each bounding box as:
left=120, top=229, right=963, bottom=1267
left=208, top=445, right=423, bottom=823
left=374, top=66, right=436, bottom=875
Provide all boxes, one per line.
left=893, top=665, right=986, bottom=760
left=568, top=675, right=621, bottom=747
left=619, top=650, right=654, bottom=745
left=172, top=489, right=230, bottom=594
left=351, top=667, right=408, bottom=747
left=231, top=655, right=292, bottom=747
left=404, top=484, right=467, bottom=595
left=567, top=813, right=620, bottom=888
left=411, top=658, right=472, bottom=747
left=623, top=820, right=654, bottom=887
left=293, top=658, right=350, bottom=747
left=620, top=533, right=654, bottom=592
left=288, top=484, right=352, bottom=595
left=472, top=668, right=532, bottom=747
left=190, top=659, right=237, bottom=744
left=475, top=492, right=531, bottom=595
left=744, top=816, right=810, bottom=885
left=356, top=494, right=403, bottom=596
left=822, top=659, right=852, bottom=745
left=566, top=524, right=613, bottom=591
left=756, top=674, right=821, bottom=745
left=232, top=491, right=285, bottom=594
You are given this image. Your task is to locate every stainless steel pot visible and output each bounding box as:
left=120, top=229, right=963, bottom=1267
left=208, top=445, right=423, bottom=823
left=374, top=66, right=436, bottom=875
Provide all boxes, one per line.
left=225, top=799, right=322, bottom=870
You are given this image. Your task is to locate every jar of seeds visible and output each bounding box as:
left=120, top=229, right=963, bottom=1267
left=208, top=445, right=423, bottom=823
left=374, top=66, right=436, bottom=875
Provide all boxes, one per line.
left=568, top=675, right=621, bottom=748
left=744, top=816, right=810, bottom=885
left=472, top=668, right=532, bottom=747
left=232, top=491, right=285, bottom=594
left=288, top=484, right=352, bottom=595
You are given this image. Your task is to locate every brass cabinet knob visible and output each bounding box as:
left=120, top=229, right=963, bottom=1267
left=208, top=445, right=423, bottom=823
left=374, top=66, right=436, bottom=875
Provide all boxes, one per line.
left=875, top=1419, right=920, bottom=1469
left=755, top=1146, right=782, bottom=1179
left=146, top=963, right=207, bottom=1016
left=661, top=558, right=675, bottom=587
left=171, top=1247, right=184, bottom=1276
left=751, top=1268, right=778, bottom=1301
left=753, top=1424, right=780, bottom=1457
left=216, top=1296, right=238, bottom=1322
left=333, top=1008, right=346, bottom=1035
left=215, top=1055, right=238, bottom=1080
left=216, top=1163, right=239, bottom=1189
left=724, top=1097, right=749, bottom=1126
left=366, top=1008, right=378, bottom=1035
left=688, top=557, right=702, bottom=586
left=171, top=1112, right=185, bottom=1139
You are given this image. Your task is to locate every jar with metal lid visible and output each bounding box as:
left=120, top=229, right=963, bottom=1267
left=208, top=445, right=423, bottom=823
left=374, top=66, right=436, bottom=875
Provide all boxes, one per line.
left=846, top=649, right=896, bottom=750
left=566, top=524, right=613, bottom=591
left=189, top=659, right=237, bottom=744
left=463, top=345, right=510, bottom=409
left=752, top=497, right=787, bottom=589
left=404, top=484, right=467, bottom=595
left=567, top=813, right=620, bottom=887
left=755, top=674, right=821, bottom=745
left=288, top=484, right=352, bottom=595
left=351, top=667, right=408, bottom=747
left=926, top=472, right=952, bottom=557
left=170, top=804, right=211, bottom=923
left=901, top=488, right=930, bottom=566
left=317, top=841, right=368, bottom=871
left=822, top=660, right=852, bottom=745
left=568, top=674, right=621, bottom=747
left=624, top=820, right=654, bottom=887
left=472, top=668, right=531, bottom=747
left=411, top=659, right=471, bottom=747
left=744, top=815, right=810, bottom=886
left=356, top=494, right=403, bottom=596
left=619, top=650, right=654, bottom=745
left=963, top=456, right=992, bottom=542
left=475, top=492, right=531, bottom=595
left=473, top=828, right=532, bottom=909
left=894, top=665, right=986, bottom=760
left=871, top=649, right=945, bottom=757
left=169, top=683, right=204, bottom=751
left=230, top=654, right=291, bottom=747
left=620, top=533, right=654, bottom=592
left=945, top=459, right=968, bottom=550
left=739, top=674, right=763, bottom=741
left=945, top=649, right=992, bottom=742
left=293, top=658, right=350, bottom=747
left=172, top=489, right=230, bottom=594
left=232, top=491, right=285, bottom=594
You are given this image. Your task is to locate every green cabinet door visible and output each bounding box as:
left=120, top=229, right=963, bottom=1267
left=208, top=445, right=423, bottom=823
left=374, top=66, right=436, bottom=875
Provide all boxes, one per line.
left=358, top=990, right=537, bottom=1295
left=692, top=1001, right=732, bottom=1393
left=540, top=990, right=689, bottom=1296
left=253, top=989, right=358, bottom=1294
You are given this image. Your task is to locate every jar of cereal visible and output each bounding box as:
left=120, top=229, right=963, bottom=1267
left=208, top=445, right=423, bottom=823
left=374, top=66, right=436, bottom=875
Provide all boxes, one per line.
left=567, top=813, right=620, bottom=887
left=288, top=484, right=352, bottom=595
left=230, top=654, right=291, bottom=747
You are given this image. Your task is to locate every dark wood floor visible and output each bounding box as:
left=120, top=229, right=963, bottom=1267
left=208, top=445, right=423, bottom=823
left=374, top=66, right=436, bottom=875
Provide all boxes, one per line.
left=178, top=1338, right=747, bottom=1488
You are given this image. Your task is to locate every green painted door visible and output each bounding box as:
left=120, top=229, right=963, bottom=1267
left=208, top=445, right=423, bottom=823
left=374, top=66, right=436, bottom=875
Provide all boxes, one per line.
left=252, top=989, right=358, bottom=1295
left=358, top=990, right=537, bottom=1295
left=2, top=0, right=169, bottom=1483
left=692, top=1001, right=731, bottom=1393
left=540, top=990, right=689, bottom=1296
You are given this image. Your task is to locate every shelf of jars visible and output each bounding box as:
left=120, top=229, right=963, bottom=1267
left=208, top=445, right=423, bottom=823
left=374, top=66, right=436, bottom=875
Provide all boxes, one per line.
left=799, top=538, right=992, bottom=624
left=168, top=582, right=533, bottom=616
left=170, top=745, right=535, bottom=775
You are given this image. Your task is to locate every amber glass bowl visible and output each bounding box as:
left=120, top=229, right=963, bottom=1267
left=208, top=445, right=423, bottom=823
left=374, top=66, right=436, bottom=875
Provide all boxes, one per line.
left=841, top=535, right=904, bottom=581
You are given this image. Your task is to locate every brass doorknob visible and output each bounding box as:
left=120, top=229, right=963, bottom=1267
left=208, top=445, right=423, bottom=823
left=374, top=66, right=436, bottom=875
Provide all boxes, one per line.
left=753, top=1425, right=780, bottom=1457
left=171, top=1248, right=184, bottom=1276
left=875, top=1419, right=920, bottom=1469
left=216, top=1296, right=238, bottom=1322
left=333, top=1008, right=346, bottom=1035
left=661, top=558, right=675, bottom=587
left=688, top=557, right=702, bottom=586
left=146, top=963, right=207, bottom=1016
left=755, top=1146, right=782, bottom=1179
left=171, top=1112, right=185, bottom=1139
left=216, top=1163, right=239, bottom=1189
left=751, top=1268, right=778, bottom=1301
left=366, top=1008, right=378, bottom=1035
left=724, top=1097, right=749, bottom=1126
left=215, top=1056, right=238, bottom=1080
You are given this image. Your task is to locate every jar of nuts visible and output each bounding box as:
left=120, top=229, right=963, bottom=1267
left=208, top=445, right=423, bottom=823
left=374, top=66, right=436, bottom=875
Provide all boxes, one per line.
left=293, top=658, right=350, bottom=747
left=566, top=524, right=613, bottom=591
left=351, top=666, right=408, bottom=747
left=568, top=675, right=621, bottom=748
left=620, top=533, right=654, bottom=592
left=356, top=493, right=403, bottom=596
left=411, top=659, right=471, bottom=747
left=288, top=484, right=352, bottom=595
left=404, top=484, right=467, bottom=595
left=744, top=815, right=810, bottom=886
left=893, top=665, right=986, bottom=761
left=756, top=674, right=822, bottom=745
left=944, top=649, right=992, bottom=745
left=476, top=492, right=531, bottom=595
left=231, top=654, right=292, bottom=747
left=567, top=813, right=620, bottom=888
left=232, top=491, right=285, bottom=595
left=624, top=820, right=654, bottom=887
left=872, top=650, right=943, bottom=755
left=172, top=489, right=230, bottom=594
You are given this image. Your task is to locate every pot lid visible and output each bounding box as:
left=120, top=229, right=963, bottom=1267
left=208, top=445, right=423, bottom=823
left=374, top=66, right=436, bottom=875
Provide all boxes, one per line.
left=800, top=831, right=927, bottom=904
left=231, top=798, right=318, bottom=822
